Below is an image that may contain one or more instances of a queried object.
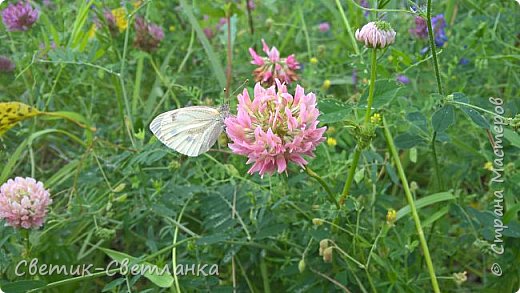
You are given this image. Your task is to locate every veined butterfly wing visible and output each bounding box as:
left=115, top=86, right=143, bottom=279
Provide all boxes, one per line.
left=149, top=106, right=228, bottom=157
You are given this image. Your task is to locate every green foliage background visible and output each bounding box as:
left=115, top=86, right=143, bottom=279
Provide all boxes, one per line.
left=0, top=0, right=519, bottom=292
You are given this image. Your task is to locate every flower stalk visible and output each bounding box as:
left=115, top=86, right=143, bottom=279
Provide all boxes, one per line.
left=382, top=117, right=441, bottom=293
left=427, top=0, right=445, bottom=191
left=340, top=47, right=378, bottom=202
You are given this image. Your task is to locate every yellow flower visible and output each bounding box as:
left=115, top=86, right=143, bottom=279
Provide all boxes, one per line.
left=370, top=113, right=381, bottom=124
left=112, top=8, right=128, bottom=32
left=386, top=209, right=397, bottom=226
left=310, top=57, right=318, bottom=64
left=169, top=25, right=176, bottom=32
left=327, top=137, right=337, bottom=147
left=312, top=218, right=324, bottom=226
left=87, top=24, right=97, bottom=39
left=322, top=79, right=331, bottom=90
left=132, top=0, right=143, bottom=9
left=483, top=162, right=493, bottom=171
left=453, top=271, right=467, bottom=285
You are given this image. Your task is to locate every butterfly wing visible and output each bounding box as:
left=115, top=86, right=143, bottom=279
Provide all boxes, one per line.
left=149, top=106, right=224, bottom=157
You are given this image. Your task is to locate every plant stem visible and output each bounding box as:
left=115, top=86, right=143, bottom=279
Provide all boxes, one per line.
left=364, top=49, right=378, bottom=123
left=23, top=229, right=31, bottom=257
left=340, top=48, right=377, bottom=202
left=431, top=131, right=443, bottom=190
left=132, top=56, right=145, bottom=116
left=426, top=0, right=443, bottom=96
left=305, top=167, right=339, bottom=209
left=340, top=147, right=361, bottom=202
left=335, top=0, right=360, bottom=55
left=382, top=117, right=440, bottom=293
left=225, top=11, right=233, bottom=100
left=172, top=197, right=192, bottom=293
left=120, top=14, right=136, bottom=147
left=427, top=0, right=445, bottom=191
left=245, top=0, right=254, bottom=35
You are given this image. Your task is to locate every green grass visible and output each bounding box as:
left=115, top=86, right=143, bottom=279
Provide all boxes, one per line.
left=0, top=0, right=519, bottom=292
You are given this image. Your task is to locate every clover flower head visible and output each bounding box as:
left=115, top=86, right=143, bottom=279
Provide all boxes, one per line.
left=133, top=17, right=164, bottom=52
left=355, top=21, right=396, bottom=48
left=225, top=80, right=326, bottom=176
left=318, top=22, right=330, bottom=32
left=249, top=39, right=300, bottom=85
left=0, top=56, right=16, bottom=73
left=0, top=177, right=52, bottom=229
left=1, top=1, right=39, bottom=32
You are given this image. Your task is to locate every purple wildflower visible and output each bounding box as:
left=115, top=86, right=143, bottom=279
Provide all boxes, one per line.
left=360, top=0, right=370, bottom=18
left=410, top=16, right=428, bottom=39
left=459, top=58, right=470, bottom=65
left=2, top=1, right=39, bottom=32
left=247, top=0, right=255, bottom=10
left=411, top=14, right=447, bottom=47
left=432, top=14, right=447, bottom=47
left=216, top=17, right=227, bottom=31
left=0, top=56, right=16, bottom=73
left=133, top=17, right=164, bottom=52
left=396, top=75, right=410, bottom=84
left=318, top=22, right=330, bottom=33
left=103, top=9, right=119, bottom=35
left=203, top=27, right=214, bottom=39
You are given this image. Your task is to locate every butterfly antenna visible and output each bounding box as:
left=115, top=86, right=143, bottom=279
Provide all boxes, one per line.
left=228, top=79, right=249, bottom=103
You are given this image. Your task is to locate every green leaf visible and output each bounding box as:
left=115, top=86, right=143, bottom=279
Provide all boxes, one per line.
left=1, top=280, right=47, bottom=293
left=432, top=105, right=455, bottom=132
left=99, top=248, right=174, bottom=288
left=179, top=0, right=226, bottom=89
left=406, top=112, right=428, bottom=132
left=504, top=128, right=520, bottom=148
left=422, top=206, right=450, bottom=227
left=396, top=192, right=456, bottom=221
left=360, top=79, right=403, bottom=108
left=318, top=98, right=352, bottom=123
left=394, top=133, right=425, bottom=149
left=460, top=106, right=490, bottom=129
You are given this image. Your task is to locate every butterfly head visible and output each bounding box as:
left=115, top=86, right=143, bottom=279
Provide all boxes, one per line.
left=219, top=104, right=230, bottom=119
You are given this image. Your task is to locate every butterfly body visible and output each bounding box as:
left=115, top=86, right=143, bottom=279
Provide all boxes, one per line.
left=150, top=105, right=229, bottom=157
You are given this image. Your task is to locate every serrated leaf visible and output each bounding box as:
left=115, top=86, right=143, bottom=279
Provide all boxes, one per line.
left=432, top=105, right=455, bottom=132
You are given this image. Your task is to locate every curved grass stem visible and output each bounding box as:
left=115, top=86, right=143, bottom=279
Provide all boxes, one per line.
left=383, top=117, right=441, bottom=293
left=305, top=167, right=339, bottom=209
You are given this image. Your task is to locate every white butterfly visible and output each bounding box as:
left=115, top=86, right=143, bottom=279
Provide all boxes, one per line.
left=149, top=105, right=230, bottom=157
